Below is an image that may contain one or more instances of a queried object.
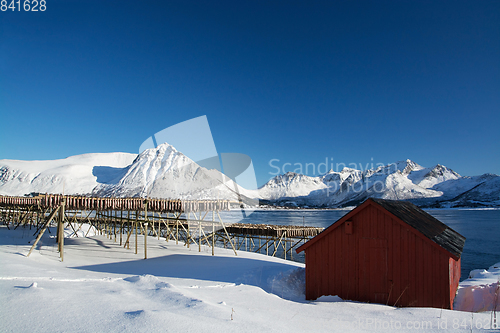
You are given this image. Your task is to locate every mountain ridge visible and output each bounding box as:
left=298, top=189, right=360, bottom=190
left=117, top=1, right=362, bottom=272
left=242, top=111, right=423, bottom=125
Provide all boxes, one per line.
left=0, top=149, right=498, bottom=208
left=259, top=159, right=499, bottom=208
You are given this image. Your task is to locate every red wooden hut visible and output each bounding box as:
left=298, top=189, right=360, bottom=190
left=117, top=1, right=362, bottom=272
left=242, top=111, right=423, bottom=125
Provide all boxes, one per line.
left=296, top=198, right=465, bottom=309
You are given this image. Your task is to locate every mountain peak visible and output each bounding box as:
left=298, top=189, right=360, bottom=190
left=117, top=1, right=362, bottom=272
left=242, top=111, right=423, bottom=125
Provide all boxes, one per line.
left=393, top=159, right=424, bottom=175
left=340, top=166, right=358, bottom=172
left=429, top=164, right=460, bottom=177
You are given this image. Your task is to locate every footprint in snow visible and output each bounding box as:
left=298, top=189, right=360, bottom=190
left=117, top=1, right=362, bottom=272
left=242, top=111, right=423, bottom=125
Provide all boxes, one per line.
left=124, top=310, right=145, bottom=318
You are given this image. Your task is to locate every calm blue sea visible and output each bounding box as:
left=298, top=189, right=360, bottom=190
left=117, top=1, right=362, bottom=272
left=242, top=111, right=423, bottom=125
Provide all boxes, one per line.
left=219, top=209, right=500, bottom=281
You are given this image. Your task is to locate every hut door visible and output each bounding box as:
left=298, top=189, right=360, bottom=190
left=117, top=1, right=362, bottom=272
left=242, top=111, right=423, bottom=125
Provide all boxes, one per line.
left=359, top=238, right=388, bottom=304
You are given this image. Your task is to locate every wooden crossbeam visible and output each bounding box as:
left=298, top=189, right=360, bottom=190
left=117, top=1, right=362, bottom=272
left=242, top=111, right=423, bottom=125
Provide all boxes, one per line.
left=272, top=232, right=286, bottom=257
left=27, top=206, right=60, bottom=257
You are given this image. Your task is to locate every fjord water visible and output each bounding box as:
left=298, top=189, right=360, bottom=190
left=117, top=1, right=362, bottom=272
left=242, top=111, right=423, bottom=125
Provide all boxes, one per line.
left=428, top=209, right=500, bottom=280
left=220, top=209, right=500, bottom=281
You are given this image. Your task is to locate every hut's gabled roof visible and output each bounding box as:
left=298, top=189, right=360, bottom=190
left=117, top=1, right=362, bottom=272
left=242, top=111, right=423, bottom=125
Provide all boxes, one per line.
left=297, top=198, right=465, bottom=259
left=370, top=198, right=465, bottom=259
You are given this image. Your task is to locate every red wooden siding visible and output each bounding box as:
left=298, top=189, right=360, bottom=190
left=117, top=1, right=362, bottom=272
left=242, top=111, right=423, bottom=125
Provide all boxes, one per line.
left=299, top=200, right=462, bottom=309
left=449, top=257, right=461, bottom=310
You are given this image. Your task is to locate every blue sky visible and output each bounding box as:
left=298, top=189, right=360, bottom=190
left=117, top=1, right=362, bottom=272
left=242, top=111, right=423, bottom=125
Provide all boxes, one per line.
left=1, top=0, right=499, bottom=186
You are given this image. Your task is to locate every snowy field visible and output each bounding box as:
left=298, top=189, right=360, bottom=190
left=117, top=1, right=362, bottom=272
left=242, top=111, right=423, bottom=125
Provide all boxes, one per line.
left=0, top=224, right=498, bottom=333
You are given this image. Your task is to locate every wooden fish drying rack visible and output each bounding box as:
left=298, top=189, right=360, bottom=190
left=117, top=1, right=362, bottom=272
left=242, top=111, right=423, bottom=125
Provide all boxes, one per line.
left=0, top=194, right=323, bottom=261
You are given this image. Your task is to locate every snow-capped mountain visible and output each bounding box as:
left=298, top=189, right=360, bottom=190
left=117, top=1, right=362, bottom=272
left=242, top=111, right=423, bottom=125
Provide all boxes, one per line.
left=0, top=149, right=498, bottom=208
left=0, top=153, right=137, bottom=196
left=92, top=143, right=254, bottom=201
left=258, top=172, right=327, bottom=200
left=0, top=143, right=255, bottom=202
left=259, top=159, right=500, bottom=208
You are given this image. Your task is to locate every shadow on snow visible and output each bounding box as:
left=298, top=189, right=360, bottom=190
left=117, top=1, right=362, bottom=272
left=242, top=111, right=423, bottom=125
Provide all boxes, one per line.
left=70, top=253, right=306, bottom=302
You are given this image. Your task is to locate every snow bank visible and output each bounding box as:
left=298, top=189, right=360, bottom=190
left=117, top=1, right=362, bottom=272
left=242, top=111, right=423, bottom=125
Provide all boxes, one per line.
left=454, top=262, right=500, bottom=312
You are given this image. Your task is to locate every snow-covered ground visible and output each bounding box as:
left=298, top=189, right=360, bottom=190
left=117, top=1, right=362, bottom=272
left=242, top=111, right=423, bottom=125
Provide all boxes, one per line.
left=0, top=225, right=498, bottom=333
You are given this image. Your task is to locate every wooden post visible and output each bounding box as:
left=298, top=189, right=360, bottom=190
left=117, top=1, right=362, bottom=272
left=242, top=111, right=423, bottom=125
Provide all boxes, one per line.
left=135, top=210, right=138, bottom=254
left=120, top=210, right=123, bottom=246
left=97, top=211, right=101, bottom=235
left=284, top=234, right=287, bottom=260
left=5, top=207, right=11, bottom=230
left=123, top=212, right=134, bottom=250
left=144, top=200, right=148, bottom=259
left=56, top=212, right=60, bottom=243
left=157, top=213, right=161, bottom=240
left=127, top=211, right=130, bottom=249
left=58, top=199, right=65, bottom=261
left=144, top=222, right=148, bottom=259
left=211, top=211, right=215, bottom=256
left=212, top=221, right=215, bottom=255
left=109, top=210, right=112, bottom=240
left=167, top=212, right=171, bottom=242
left=176, top=216, right=179, bottom=245
left=187, top=212, right=190, bottom=249
left=199, top=221, right=202, bottom=252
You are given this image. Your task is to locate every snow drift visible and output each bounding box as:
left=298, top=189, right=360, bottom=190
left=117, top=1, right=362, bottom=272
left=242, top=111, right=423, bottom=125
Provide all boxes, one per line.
left=454, top=262, right=500, bottom=312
